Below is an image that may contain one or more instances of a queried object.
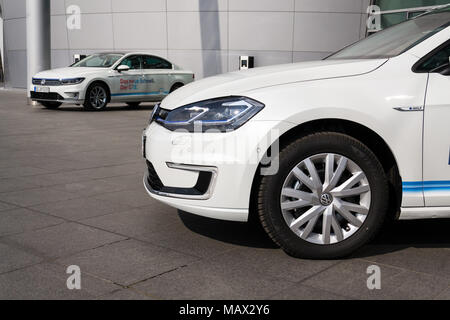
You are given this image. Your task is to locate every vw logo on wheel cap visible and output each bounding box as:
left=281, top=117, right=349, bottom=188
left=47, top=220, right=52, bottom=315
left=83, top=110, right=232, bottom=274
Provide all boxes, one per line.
left=320, top=193, right=333, bottom=206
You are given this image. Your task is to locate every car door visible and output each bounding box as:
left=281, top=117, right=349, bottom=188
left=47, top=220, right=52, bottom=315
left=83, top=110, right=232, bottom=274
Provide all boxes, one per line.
left=421, top=42, right=450, bottom=206
left=112, top=55, right=146, bottom=102
left=141, top=55, right=173, bottom=101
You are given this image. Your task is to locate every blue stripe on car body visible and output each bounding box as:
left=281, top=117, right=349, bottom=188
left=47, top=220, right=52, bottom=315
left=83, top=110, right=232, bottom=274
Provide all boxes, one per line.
left=111, top=91, right=169, bottom=97
left=403, top=181, right=450, bottom=192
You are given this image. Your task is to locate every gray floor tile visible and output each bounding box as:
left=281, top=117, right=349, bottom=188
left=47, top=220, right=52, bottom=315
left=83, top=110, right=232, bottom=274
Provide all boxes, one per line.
left=93, top=188, right=154, bottom=208
left=52, top=179, right=131, bottom=197
left=98, top=288, right=152, bottom=300
left=384, top=271, right=450, bottom=299
left=56, top=239, right=198, bottom=286
left=269, top=284, right=349, bottom=300
left=6, top=222, right=126, bottom=259
left=64, top=163, right=143, bottom=181
left=0, top=166, right=53, bottom=179
left=24, top=171, right=96, bottom=187
left=41, top=262, right=122, bottom=297
left=0, top=177, right=42, bottom=193
left=0, top=242, right=42, bottom=274
left=435, top=287, right=450, bottom=300
left=136, top=211, right=278, bottom=259
left=0, top=201, right=17, bottom=212
left=81, top=205, right=183, bottom=238
left=0, top=187, right=79, bottom=207
left=31, top=157, right=100, bottom=172
left=359, top=247, right=450, bottom=279
left=100, top=174, right=143, bottom=190
left=0, top=262, right=119, bottom=299
left=136, top=225, right=239, bottom=259
left=0, top=208, right=64, bottom=236
left=133, top=258, right=294, bottom=300
left=300, top=259, right=449, bottom=299
left=31, top=197, right=133, bottom=221
left=209, top=247, right=338, bottom=283
left=57, top=150, right=138, bottom=167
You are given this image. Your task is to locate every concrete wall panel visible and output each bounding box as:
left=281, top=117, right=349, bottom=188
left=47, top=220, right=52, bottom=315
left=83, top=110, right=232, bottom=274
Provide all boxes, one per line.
left=2, top=0, right=370, bottom=87
left=113, top=12, right=167, bottom=50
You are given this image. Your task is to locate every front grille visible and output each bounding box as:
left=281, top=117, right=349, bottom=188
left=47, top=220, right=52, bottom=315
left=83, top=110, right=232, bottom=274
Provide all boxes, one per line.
left=30, top=92, right=64, bottom=101
left=32, top=78, right=62, bottom=86
left=146, top=161, right=164, bottom=191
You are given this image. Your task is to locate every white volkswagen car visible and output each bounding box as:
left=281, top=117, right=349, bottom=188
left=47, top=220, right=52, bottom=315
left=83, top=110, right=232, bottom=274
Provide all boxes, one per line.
left=143, top=7, right=450, bottom=259
left=30, top=53, right=194, bottom=110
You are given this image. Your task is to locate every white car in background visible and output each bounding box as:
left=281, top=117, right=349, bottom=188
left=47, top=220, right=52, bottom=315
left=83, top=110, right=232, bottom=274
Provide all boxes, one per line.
left=143, top=6, right=450, bottom=259
left=30, top=52, right=194, bottom=110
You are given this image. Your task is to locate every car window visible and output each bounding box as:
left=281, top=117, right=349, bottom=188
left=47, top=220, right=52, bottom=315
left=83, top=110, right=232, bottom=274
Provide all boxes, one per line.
left=71, top=54, right=123, bottom=68
left=119, top=56, right=142, bottom=70
left=327, top=9, right=450, bottom=60
left=142, top=55, right=172, bottom=69
left=416, top=43, right=450, bottom=72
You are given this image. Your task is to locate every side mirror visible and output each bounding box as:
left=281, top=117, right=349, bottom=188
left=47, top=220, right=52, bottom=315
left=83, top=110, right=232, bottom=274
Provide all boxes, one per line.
left=117, top=65, right=130, bottom=72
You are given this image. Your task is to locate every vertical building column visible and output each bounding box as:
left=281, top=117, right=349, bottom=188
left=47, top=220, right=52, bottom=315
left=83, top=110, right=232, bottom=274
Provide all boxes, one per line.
left=26, top=0, right=51, bottom=100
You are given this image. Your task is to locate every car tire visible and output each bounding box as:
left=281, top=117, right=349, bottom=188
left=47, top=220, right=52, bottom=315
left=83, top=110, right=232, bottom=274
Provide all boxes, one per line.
left=126, top=102, right=141, bottom=108
left=83, top=83, right=109, bottom=111
left=170, top=83, right=184, bottom=93
left=257, top=132, right=389, bottom=259
left=40, top=101, right=62, bottom=109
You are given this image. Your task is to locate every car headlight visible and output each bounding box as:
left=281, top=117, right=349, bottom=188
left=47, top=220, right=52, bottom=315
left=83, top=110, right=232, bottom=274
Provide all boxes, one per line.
left=60, top=78, right=85, bottom=85
left=153, top=96, right=264, bottom=132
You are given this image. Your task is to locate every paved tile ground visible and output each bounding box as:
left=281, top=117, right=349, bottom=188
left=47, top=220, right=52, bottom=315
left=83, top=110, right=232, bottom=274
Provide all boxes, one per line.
left=0, top=89, right=449, bottom=300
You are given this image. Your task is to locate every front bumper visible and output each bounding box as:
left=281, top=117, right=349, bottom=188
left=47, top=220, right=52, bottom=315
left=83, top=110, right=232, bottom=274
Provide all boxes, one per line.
left=142, top=120, right=289, bottom=222
left=30, top=84, right=86, bottom=104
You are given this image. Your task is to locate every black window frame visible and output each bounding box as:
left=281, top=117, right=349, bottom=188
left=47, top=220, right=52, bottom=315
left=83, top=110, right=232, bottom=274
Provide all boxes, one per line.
left=412, top=38, right=450, bottom=73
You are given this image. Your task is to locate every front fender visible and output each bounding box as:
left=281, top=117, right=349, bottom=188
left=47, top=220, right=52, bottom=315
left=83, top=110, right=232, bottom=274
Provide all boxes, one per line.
left=245, top=57, right=427, bottom=207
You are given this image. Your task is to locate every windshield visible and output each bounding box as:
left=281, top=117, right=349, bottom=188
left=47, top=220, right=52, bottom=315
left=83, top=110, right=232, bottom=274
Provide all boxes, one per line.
left=71, top=54, right=123, bottom=68
left=327, top=8, right=450, bottom=60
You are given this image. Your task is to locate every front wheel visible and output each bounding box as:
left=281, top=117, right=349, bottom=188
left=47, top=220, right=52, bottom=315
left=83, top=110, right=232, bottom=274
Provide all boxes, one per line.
left=257, top=132, right=389, bottom=259
left=40, top=101, right=62, bottom=109
left=83, top=83, right=109, bottom=111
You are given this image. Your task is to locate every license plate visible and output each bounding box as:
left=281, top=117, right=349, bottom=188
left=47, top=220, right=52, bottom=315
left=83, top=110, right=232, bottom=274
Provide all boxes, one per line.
left=34, top=86, right=50, bottom=93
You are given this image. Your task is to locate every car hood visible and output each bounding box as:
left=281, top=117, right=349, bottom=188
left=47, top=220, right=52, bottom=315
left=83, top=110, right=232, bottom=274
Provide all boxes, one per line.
left=161, top=59, right=387, bottom=110
left=33, top=67, right=107, bottom=79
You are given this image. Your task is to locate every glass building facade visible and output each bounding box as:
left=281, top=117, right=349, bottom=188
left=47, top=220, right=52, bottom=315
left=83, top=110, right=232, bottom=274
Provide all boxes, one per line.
left=374, top=0, right=450, bottom=29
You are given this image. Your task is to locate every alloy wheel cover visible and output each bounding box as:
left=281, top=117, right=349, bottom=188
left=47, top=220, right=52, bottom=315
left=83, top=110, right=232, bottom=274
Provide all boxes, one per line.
left=90, top=86, right=107, bottom=109
left=280, top=153, right=371, bottom=245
